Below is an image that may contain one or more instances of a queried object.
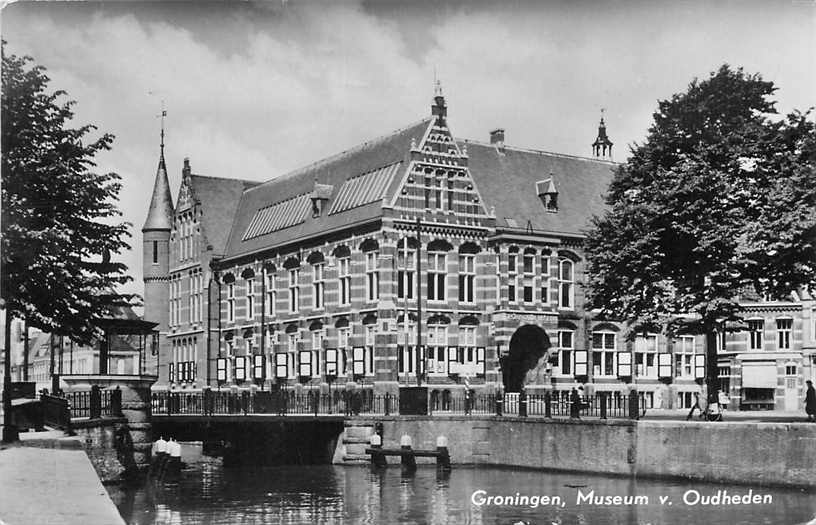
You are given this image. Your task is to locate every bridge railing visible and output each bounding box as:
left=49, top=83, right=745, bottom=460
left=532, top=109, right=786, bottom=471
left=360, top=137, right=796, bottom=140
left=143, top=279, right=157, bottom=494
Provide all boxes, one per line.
left=61, top=387, right=122, bottom=419
left=150, top=390, right=646, bottom=419
left=151, top=389, right=399, bottom=417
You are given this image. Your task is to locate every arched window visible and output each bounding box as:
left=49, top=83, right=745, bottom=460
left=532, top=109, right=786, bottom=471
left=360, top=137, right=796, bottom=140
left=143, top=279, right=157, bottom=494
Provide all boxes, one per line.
left=559, top=259, right=574, bottom=309
left=333, top=246, right=352, bottom=306
left=397, top=238, right=419, bottom=300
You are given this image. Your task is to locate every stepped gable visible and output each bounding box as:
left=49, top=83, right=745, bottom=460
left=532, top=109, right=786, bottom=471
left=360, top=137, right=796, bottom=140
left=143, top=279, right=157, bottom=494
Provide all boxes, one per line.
left=462, top=140, right=617, bottom=235
left=186, top=174, right=260, bottom=255
left=224, top=118, right=432, bottom=259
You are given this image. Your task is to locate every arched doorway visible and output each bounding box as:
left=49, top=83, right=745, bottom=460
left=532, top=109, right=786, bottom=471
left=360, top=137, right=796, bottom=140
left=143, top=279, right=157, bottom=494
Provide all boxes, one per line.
left=501, top=324, right=550, bottom=392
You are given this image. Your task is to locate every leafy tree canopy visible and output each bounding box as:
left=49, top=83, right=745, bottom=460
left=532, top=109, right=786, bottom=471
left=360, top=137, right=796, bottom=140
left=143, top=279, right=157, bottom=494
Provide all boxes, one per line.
left=1, top=42, right=134, bottom=344
left=586, top=64, right=816, bottom=338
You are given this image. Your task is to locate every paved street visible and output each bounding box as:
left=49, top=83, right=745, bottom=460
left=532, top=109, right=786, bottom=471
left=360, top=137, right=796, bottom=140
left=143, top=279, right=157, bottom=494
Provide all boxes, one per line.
left=0, top=441, right=125, bottom=525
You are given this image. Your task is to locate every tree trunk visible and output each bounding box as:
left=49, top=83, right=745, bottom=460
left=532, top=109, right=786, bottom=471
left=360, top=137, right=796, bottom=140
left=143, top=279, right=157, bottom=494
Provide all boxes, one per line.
left=705, top=327, right=719, bottom=405
left=22, top=317, right=29, bottom=381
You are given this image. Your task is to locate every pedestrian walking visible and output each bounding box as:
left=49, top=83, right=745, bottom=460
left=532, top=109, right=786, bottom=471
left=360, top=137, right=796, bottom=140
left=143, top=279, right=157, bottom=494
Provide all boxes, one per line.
left=570, top=387, right=581, bottom=419
left=686, top=392, right=701, bottom=420
left=805, top=380, right=816, bottom=422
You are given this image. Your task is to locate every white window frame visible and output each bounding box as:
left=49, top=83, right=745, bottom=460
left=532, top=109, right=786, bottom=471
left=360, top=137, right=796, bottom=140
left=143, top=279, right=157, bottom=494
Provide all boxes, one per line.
left=592, top=331, right=617, bottom=377
left=397, top=247, right=415, bottom=300
left=364, top=324, right=376, bottom=376
left=777, top=318, right=792, bottom=350
left=748, top=319, right=764, bottom=351
left=540, top=253, right=551, bottom=305
left=227, top=282, right=235, bottom=322
left=673, top=336, right=695, bottom=378
left=635, top=334, right=658, bottom=378
left=266, top=271, right=276, bottom=317
left=337, top=327, right=350, bottom=375
left=558, top=259, right=574, bottom=309
left=427, top=325, right=448, bottom=375
left=458, top=254, right=475, bottom=304
left=246, top=277, right=254, bottom=320
left=310, top=330, right=324, bottom=377
left=427, top=252, right=446, bottom=302
left=313, top=263, right=324, bottom=309
left=554, top=330, right=574, bottom=376
left=338, top=257, right=351, bottom=306
left=365, top=252, right=379, bottom=302
left=288, top=269, right=299, bottom=313
left=287, top=333, right=298, bottom=379
left=507, top=248, right=518, bottom=303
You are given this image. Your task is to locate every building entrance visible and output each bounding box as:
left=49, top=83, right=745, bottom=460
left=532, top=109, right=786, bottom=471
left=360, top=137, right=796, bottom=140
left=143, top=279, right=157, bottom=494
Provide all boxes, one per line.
left=501, top=324, right=550, bottom=393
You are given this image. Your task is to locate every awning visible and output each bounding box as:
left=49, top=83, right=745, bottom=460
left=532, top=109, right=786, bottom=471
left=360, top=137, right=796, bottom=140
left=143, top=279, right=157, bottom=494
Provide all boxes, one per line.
left=741, top=364, right=777, bottom=389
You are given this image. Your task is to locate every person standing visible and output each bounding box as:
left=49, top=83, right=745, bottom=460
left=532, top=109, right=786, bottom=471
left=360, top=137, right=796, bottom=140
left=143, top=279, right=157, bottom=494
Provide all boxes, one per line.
left=686, top=392, right=701, bottom=420
left=805, top=380, right=816, bottom=422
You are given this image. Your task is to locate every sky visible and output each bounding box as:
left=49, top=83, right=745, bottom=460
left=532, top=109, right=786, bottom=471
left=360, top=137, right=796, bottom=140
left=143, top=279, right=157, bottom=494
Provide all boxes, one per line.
left=3, top=0, right=815, bottom=300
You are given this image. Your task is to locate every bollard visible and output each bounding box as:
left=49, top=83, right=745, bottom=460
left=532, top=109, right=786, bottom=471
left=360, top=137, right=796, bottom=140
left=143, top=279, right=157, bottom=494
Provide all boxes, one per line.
left=436, top=435, right=451, bottom=471
left=400, top=434, right=417, bottom=471
left=150, top=436, right=168, bottom=475
left=166, top=438, right=182, bottom=478
left=519, top=390, right=528, bottom=418
left=544, top=391, right=552, bottom=418
left=600, top=392, right=608, bottom=419
left=628, top=390, right=640, bottom=420
left=369, top=433, right=387, bottom=468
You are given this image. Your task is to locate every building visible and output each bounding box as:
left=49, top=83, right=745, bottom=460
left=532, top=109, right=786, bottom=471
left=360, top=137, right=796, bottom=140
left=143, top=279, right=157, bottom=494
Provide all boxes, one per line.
left=143, top=88, right=815, bottom=411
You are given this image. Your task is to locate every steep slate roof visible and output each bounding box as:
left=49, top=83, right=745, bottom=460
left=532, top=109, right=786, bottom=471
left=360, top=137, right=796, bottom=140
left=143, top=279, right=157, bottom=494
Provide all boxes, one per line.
left=224, top=118, right=432, bottom=259
left=188, top=175, right=260, bottom=255
left=143, top=154, right=174, bottom=231
left=462, top=140, right=616, bottom=235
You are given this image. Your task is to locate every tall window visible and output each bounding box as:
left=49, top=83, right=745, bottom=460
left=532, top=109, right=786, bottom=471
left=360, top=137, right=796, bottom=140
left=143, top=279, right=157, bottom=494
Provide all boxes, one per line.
left=152, top=240, right=158, bottom=264
left=777, top=318, right=792, bottom=350
left=266, top=272, right=276, bottom=317
left=427, top=252, right=446, bottom=301
left=540, top=254, right=551, bottom=305
left=635, top=334, right=658, bottom=377
left=447, top=179, right=454, bottom=211
left=287, top=332, right=298, bottom=379
left=227, top=282, right=235, bottom=322
left=365, top=252, right=379, bottom=301
left=364, top=324, right=376, bottom=376
left=311, top=330, right=323, bottom=377
left=674, top=336, right=695, bottom=378
left=246, top=278, right=255, bottom=319
left=507, top=248, right=518, bottom=303
left=592, top=332, right=616, bottom=377
left=337, top=327, right=350, bottom=374
left=397, top=319, right=417, bottom=375
left=338, top=257, right=351, bottom=306
left=459, top=325, right=478, bottom=374
left=424, top=176, right=431, bottom=209
left=289, top=269, right=299, bottom=313
left=434, top=178, right=442, bottom=209
left=397, top=247, right=415, bottom=300
left=458, top=254, right=475, bottom=303
left=748, top=320, right=764, bottom=351
left=556, top=330, right=574, bottom=375
left=522, top=249, right=535, bottom=303
left=427, top=325, right=448, bottom=374
left=313, top=263, right=325, bottom=309
left=559, top=259, right=574, bottom=309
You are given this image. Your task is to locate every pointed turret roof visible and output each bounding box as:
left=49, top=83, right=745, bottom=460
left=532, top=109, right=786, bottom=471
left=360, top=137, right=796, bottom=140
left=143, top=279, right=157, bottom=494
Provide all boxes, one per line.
left=142, top=150, right=174, bottom=231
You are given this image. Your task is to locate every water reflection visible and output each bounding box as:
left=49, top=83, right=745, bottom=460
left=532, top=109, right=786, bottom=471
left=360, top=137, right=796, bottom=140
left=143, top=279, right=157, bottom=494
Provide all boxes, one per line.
left=110, top=444, right=816, bottom=524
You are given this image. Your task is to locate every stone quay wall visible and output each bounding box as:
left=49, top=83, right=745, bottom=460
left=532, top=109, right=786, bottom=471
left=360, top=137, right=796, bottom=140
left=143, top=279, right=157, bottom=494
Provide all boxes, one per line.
left=348, top=416, right=816, bottom=488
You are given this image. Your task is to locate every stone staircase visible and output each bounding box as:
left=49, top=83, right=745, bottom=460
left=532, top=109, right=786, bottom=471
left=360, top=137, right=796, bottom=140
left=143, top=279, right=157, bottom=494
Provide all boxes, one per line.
left=335, top=419, right=376, bottom=465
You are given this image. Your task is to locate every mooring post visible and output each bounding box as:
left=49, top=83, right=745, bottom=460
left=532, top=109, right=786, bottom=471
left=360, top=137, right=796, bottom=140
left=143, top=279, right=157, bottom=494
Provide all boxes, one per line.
left=436, top=435, right=451, bottom=470
left=400, top=434, right=416, bottom=471
left=369, top=433, right=387, bottom=468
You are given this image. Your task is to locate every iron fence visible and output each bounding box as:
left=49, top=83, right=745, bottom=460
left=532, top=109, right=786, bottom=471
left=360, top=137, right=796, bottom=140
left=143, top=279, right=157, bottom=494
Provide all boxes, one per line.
left=61, top=387, right=122, bottom=419
left=150, top=389, right=646, bottom=420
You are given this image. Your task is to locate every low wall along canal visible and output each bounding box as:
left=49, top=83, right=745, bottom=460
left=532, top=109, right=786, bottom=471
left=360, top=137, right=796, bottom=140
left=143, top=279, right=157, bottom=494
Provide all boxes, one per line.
left=334, top=416, right=816, bottom=488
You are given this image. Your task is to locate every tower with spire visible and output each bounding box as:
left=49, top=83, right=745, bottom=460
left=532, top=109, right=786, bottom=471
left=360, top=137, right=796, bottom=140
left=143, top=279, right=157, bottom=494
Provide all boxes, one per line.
left=592, top=109, right=614, bottom=159
left=142, top=109, right=174, bottom=357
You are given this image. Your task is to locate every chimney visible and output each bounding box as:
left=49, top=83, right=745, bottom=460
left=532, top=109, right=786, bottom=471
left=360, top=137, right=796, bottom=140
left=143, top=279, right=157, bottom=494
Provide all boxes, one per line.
left=183, top=157, right=191, bottom=178
left=490, top=129, right=505, bottom=153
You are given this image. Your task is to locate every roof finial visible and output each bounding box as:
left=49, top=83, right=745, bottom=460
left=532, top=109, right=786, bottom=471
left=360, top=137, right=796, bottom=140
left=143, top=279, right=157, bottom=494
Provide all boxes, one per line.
left=158, top=100, right=167, bottom=160
left=600, top=107, right=606, bottom=125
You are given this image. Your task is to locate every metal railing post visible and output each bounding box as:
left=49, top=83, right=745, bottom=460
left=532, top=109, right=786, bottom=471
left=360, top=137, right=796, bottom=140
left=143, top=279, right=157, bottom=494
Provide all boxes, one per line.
left=544, top=391, right=552, bottom=418
left=89, top=385, right=101, bottom=419
left=600, top=392, right=608, bottom=419
left=519, top=390, right=528, bottom=418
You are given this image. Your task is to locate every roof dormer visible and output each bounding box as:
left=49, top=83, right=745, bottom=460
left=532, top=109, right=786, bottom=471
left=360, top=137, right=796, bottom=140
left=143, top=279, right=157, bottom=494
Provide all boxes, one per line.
left=536, top=177, right=558, bottom=212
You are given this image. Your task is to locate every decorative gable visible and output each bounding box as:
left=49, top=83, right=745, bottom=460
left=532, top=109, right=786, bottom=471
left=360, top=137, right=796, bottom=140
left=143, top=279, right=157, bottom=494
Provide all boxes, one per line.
left=388, top=87, right=491, bottom=227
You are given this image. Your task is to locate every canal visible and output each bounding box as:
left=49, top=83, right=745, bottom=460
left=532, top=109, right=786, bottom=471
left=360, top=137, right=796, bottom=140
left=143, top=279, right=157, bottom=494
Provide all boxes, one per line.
left=109, top=443, right=815, bottom=524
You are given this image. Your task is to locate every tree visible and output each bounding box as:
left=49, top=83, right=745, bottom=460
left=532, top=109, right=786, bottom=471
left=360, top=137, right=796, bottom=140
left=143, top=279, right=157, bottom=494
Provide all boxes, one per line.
left=1, top=42, right=134, bottom=346
left=585, top=65, right=816, bottom=404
